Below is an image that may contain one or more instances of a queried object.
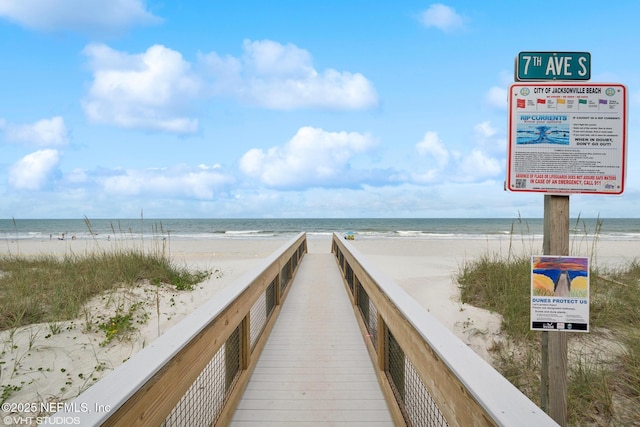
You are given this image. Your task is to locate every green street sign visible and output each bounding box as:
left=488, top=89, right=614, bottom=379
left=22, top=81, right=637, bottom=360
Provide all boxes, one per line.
left=516, top=52, right=591, bottom=81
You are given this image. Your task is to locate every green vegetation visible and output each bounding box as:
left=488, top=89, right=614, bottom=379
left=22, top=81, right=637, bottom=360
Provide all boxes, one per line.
left=0, top=244, right=210, bottom=404
left=0, top=216, right=213, bottom=405
left=0, top=249, right=211, bottom=331
left=97, top=301, right=147, bottom=346
left=456, top=219, right=640, bottom=425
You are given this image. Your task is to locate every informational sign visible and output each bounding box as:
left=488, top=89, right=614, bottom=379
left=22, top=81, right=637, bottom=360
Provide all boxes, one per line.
left=507, top=82, right=627, bottom=194
left=531, top=256, right=590, bottom=332
left=517, top=52, right=591, bottom=81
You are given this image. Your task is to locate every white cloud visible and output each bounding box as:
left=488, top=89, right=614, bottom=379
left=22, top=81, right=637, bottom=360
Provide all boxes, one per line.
left=457, top=149, right=502, bottom=181
left=474, top=121, right=498, bottom=139
left=473, top=120, right=507, bottom=155
left=100, top=164, right=233, bottom=199
left=200, top=39, right=378, bottom=110
left=82, top=44, right=201, bottom=133
left=415, top=131, right=449, bottom=168
left=485, top=86, right=508, bottom=109
left=8, top=149, right=60, bottom=190
left=239, top=126, right=376, bottom=188
left=419, top=4, right=466, bottom=33
left=81, top=40, right=375, bottom=132
left=0, top=0, right=160, bottom=33
left=3, top=116, right=69, bottom=146
left=413, top=129, right=502, bottom=183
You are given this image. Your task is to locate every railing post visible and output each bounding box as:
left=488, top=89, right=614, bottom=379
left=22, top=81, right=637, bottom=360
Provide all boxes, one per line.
left=377, top=313, right=386, bottom=371
left=241, top=315, right=250, bottom=370
left=352, top=276, right=359, bottom=306
left=275, top=273, right=281, bottom=306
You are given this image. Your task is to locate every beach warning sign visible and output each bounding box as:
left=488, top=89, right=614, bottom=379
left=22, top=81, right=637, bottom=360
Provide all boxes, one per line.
left=506, top=82, right=627, bottom=195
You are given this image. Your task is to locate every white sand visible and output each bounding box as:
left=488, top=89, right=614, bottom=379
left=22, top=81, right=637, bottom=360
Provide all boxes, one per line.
left=0, top=238, right=289, bottom=418
left=1, top=235, right=636, bottom=419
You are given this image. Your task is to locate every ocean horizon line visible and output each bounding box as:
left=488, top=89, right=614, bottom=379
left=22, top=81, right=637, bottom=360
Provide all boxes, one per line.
left=1, top=217, right=639, bottom=242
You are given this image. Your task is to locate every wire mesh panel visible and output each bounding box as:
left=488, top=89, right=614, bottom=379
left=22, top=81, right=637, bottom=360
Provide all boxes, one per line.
left=357, top=282, right=378, bottom=349
left=162, top=326, right=241, bottom=427
left=250, top=278, right=277, bottom=350
left=280, top=259, right=291, bottom=294
left=387, top=330, right=448, bottom=427
left=265, top=278, right=276, bottom=320
left=345, top=263, right=354, bottom=294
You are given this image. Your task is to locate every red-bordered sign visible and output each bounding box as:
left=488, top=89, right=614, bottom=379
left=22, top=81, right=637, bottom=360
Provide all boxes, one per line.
left=507, top=82, right=627, bottom=195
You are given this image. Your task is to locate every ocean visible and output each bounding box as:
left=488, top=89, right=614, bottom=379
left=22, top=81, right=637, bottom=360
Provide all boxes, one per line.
left=1, top=217, right=639, bottom=241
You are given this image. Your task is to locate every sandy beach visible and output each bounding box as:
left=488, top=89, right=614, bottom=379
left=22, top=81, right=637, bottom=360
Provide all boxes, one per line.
left=1, top=235, right=637, bottom=419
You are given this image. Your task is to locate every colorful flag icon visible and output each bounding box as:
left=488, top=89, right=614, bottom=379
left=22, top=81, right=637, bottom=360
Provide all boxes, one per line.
left=537, top=98, right=546, bottom=104
left=579, top=99, right=587, bottom=104
left=557, top=98, right=566, bottom=104
left=599, top=99, right=608, bottom=105
left=517, top=99, right=526, bottom=108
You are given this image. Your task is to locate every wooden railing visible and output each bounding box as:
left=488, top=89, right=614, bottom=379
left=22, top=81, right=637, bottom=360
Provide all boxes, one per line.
left=53, top=233, right=307, bottom=426
left=332, top=233, right=558, bottom=427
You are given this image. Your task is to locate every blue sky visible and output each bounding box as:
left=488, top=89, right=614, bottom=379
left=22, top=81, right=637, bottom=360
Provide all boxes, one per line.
left=0, top=1, right=638, bottom=219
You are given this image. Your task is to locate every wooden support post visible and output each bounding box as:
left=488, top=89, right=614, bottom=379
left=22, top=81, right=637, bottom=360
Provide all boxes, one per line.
left=377, top=313, right=386, bottom=371
left=542, top=194, right=569, bottom=426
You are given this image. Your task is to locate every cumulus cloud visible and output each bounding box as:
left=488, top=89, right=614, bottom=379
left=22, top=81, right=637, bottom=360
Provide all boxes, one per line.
left=200, top=39, right=378, bottom=110
left=3, top=116, right=69, bottom=146
left=485, top=86, right=508, bottom=109
left=8, top=149, right=60, bottom=190
left=413, top=129, right=502, bottom=183
left=82, top=43, right=201, bottom=133
left=474, top=121, right=498, bottom=139
left=419, top=4, right=466, bottom=33
left=100, top=164, right=233, bottom=199
left=81, top=39, right=375, bottom=132
left=473, top=120, right=507, bottom=155
left=0, top=0, right=160, bottom=33
left=416, top=131, right=449, bottom=167
left=239, top=126, right=377, bottom=188
left=457, top=149, right=502, bottom=180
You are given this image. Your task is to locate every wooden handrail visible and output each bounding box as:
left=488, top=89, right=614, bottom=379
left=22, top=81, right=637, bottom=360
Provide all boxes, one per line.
left=332, top=233, right=558, bottom=427
left=53, top=233, right=307, bottom=426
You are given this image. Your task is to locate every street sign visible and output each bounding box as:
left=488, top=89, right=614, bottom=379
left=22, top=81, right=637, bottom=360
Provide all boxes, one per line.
left=517, top=52, right=591, bottom=81
left=506, top=82, right=627, bottom=195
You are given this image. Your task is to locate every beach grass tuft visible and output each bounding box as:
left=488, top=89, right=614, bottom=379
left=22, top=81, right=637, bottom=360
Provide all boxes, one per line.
left=456, top=219, right=640, bottom=425
left=0, top=249, right=211, bottom=331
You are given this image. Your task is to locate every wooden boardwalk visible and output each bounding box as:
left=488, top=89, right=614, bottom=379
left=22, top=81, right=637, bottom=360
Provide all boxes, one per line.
left=230, top=250, right=394, bottom=426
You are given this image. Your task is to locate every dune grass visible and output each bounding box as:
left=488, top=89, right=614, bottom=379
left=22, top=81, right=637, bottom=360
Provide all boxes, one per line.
left=0, top=248, right=211, bottom=331
left=0, top=218, right=213, bottom=405
left=456, top=218, right=640, bottom=425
